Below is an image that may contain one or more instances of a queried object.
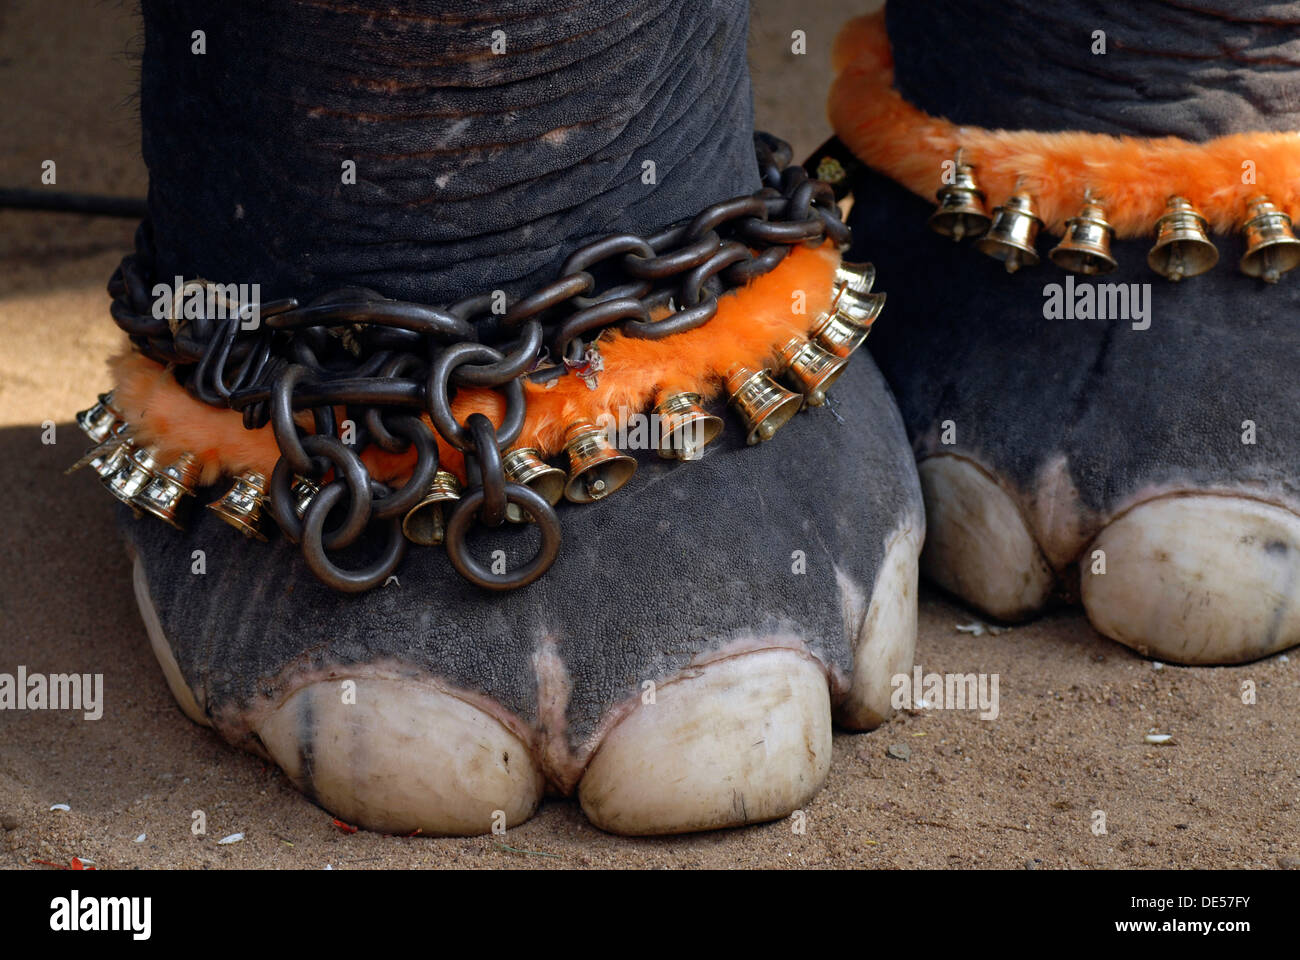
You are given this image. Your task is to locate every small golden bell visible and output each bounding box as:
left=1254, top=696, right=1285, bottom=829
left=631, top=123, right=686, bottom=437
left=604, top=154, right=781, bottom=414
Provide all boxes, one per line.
left=726, top=365, right=803, bottom=445
left=75, top=391, right=123, bottom=444
left=401, top=470, right=462, bottom=545
left=975, top=191, right=1042, bottom=273
left=290, top=477, right=322, bottom=519
left=928, top=158, right=992, bottom=241
left=810, top=308, right=871, bottom=358
left=134, top=452, right=202, bottom=529
left=778, top=337, right=848, bottom=408
left=1146, top=196, right=1219, bottom=281
left=833, top=260, right=876, bottom=296
left=502, top=448, right=566, bottom=521
left=653, top=392, right=723, bottom=460
left=833, top=287, right=886, bottom=328
left=1049, top=199, right=1118, bottom=275
left=563, top=421, right=637, bottom=503
left=89, top=438, right=132, bottom=482
left=207, top=470, right=270, bottom=541
left=68, top=419, right=131, bottom=475
left=1239, top=195, right=1300, bottom=283
left=107, top=444, right=161, bottom=510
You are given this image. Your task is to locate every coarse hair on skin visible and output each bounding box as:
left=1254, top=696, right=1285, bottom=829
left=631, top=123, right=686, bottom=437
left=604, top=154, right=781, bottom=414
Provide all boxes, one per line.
left=108, top=242, right=841, bottom=487
left=828, top=10, right=1300, bottom=238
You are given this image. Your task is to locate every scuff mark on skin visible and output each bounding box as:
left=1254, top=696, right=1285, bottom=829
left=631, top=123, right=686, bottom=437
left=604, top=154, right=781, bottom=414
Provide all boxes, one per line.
left=532, top=636, right=577, bottom=792
left=1029, top=453, right=1093, bottom=571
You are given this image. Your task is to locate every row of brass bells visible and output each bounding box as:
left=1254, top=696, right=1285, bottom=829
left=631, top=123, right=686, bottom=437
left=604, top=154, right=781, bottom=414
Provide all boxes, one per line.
left=1239, top=196, right=1300, bottom=283
left=74, top=393, right=206, bottom=529
left=92, top=439, right=204, bottom=529
left=208, top=470, right=270, bottom=541
left=928, top=161, right=992, bottom=242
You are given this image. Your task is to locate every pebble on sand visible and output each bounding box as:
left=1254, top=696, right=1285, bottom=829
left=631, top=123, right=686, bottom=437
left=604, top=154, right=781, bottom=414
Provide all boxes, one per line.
left=886, top=743, right=911, bottom=761
left=49, top=803, right=70, bottom=812
left=1144, top=733, right=1173, bottom=745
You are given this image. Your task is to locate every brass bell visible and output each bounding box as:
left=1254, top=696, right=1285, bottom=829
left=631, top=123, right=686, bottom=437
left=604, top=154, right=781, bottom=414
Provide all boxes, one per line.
left=653, top=392, right=723, bottom=461
left=89, top=438, right=132, bottom=482
left=778, top=337, right=848, bottom=408
left=75, top=391, right=122, bottom=444
left=810, top=308, right=871, bottom=358
left=1239, top=195, right=1300, bottom=283
left=107, top=444, right=160, bottom=509
left=928, top=157, right=991, bottom=241
left=975, top=191, right=1042, bottom=273
left=290, top=477, right=322, bottom=519
left=563, top=421, right=637, bottom=503
left=833, top=287, right=886, bottom=328
left=502, top=448, right=566, bottom=522
left=833, top=260, right=876, bottom=296
left=401, top=470, right=462, bottom=545
left=134, top=452, right=201, bottom=529
left=1050, top=198, right=1117, bottom=275
left=1146, top=196, right=1218, bottom=281
left=207, top=470, right=270, bottom=541
left=726, top=366, right=803, bottom=445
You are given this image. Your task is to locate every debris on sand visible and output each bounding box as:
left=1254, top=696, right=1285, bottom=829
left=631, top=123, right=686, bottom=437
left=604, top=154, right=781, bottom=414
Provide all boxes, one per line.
left=133, top=833, right=146, bottom=843
left=49, top=803, right=70, bottom=812
left=955, top=622, right=1009, bottom=637
left=1144, top=733, right=1174, bottom=745
left=216, top=832, right=244, bottom=845
left=1, top=812, right=18, bottom=830
left=886, top=743, right=911, bottom=761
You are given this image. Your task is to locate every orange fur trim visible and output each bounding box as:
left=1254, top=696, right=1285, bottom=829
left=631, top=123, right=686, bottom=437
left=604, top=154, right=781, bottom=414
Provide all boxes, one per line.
left=828, top=10, right=1300, bottom=238
left=110, top=243, right=841, bottom=485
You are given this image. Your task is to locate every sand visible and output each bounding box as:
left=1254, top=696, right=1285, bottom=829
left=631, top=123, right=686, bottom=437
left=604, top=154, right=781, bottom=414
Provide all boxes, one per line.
left=1, top=0, right=1297, bottom=871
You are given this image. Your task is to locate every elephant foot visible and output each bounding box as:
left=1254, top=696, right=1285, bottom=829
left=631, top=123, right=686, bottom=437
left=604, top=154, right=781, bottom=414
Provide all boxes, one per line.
left=918, top=454, right=1300, bottom=664
left=123, top=356, right=924, bottom=836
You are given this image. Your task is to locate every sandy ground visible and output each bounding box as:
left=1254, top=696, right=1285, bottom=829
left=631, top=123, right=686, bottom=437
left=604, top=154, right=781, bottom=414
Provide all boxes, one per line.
left=1, top=0, right=1297, bottom=871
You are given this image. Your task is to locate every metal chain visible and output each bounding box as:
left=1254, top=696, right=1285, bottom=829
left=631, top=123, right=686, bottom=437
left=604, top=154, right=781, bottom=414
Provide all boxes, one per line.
left=107, top=134, right=851, bottom=592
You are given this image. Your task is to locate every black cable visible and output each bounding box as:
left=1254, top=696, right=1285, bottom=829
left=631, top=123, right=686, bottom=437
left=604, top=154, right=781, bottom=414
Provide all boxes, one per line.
left=0, top=188, right=146, bottom=218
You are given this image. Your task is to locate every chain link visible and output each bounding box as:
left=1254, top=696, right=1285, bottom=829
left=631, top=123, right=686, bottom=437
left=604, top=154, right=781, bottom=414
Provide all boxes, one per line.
left=107, top=134, right=850, bottom=592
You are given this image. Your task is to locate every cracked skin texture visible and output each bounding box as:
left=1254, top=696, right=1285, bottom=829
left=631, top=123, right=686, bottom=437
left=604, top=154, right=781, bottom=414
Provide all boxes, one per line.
left=122, top=349, right=923, bottom=793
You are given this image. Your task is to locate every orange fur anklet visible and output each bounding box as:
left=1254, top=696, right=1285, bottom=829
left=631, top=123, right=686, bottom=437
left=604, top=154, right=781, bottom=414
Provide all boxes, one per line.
left=106, top=242, right=843, bottom=488
left=828, top=11, right=1300, bottom=239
